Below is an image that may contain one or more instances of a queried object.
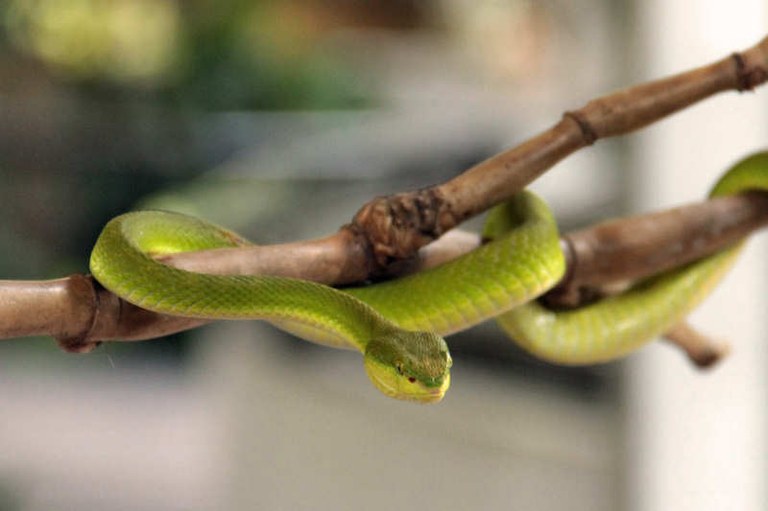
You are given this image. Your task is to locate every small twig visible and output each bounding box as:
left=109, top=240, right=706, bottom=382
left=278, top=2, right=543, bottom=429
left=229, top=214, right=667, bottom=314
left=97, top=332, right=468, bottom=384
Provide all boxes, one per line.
left=663, top=321, right=731, bottom=369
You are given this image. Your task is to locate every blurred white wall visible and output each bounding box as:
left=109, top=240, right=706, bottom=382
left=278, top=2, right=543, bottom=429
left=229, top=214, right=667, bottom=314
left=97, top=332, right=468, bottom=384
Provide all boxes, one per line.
left=626, top=2, right=768, bottom=510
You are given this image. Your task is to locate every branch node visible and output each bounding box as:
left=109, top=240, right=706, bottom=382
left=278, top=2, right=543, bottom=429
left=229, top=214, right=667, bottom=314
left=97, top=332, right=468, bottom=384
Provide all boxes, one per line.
left=563, top=111, right=598, bottom=145
left=731, top=51, right=768, bottom=92
left=350, top=188, right=455, bottom=271
left=55, top=274, right=102, bottom=354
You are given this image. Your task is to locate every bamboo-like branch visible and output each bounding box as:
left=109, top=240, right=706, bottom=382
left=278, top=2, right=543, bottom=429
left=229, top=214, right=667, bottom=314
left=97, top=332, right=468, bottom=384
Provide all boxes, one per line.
left=2, top=190, right=767, bottom=355
left=350, top=35, right=768, bottom=270
left=147, top=34, right=768, bottom=285
left=0, top=276, right=208, bottom=352
left=0, top=35, right=767, bottom=358
left=542, top=192, right=768, bottom=308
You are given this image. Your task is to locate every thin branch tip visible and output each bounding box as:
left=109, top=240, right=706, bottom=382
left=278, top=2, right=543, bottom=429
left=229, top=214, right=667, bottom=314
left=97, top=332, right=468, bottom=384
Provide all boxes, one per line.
left=665, top=322, right=731, bottom=370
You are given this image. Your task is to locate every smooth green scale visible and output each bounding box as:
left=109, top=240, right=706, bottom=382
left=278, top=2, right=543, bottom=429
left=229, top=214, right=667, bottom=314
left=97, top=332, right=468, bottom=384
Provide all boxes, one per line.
left=496, top=152, right=768, bottom=364
left=498, top=249, right=739, bottom=364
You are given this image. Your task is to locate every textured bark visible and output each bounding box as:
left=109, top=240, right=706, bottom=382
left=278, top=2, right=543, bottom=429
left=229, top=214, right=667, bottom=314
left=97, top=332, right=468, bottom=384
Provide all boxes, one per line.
left=2, top=191, right=767, bottom=352
left=0, top=35, right=766, bottom=358
left=351, top=35, right=768, bottom=270
left=543, top=192, right=768, bottom=308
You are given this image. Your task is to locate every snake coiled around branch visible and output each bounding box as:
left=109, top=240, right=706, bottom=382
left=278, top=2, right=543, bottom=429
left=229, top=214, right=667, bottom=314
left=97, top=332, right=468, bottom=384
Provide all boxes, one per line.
left=90, top=151, right=768, bottom=402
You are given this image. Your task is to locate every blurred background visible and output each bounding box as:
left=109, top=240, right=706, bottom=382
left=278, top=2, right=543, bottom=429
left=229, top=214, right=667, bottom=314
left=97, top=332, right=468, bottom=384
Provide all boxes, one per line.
left=0, top=1, right=766, bottom=510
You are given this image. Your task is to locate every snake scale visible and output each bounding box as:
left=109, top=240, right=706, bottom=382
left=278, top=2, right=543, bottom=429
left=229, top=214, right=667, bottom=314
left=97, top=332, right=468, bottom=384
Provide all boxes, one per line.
left=90, top=152, right=768, bottom=402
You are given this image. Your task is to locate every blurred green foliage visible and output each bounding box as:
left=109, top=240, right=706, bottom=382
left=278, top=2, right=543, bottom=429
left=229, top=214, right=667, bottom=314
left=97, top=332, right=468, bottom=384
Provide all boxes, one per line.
left=2, top=0, right=370, bottom=110
left=0, top=0, right=374, bottom=278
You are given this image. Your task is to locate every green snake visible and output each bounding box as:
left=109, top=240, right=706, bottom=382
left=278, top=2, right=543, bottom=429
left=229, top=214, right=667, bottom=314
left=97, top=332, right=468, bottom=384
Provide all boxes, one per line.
left=90, top=152, right=768, bottom=402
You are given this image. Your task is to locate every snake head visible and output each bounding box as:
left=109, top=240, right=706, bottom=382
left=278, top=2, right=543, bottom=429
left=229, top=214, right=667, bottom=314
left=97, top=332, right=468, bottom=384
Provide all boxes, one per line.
left=364, top=330, right=452, bottom=403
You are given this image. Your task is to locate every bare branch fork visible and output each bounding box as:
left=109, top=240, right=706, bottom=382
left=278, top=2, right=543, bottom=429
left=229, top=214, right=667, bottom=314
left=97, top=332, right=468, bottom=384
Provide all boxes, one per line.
left=2, top=35, right=767, bottom=365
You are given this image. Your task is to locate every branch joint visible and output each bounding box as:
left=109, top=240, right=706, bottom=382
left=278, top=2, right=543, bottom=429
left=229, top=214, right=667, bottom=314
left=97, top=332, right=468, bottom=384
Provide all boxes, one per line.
left=350, top=188, right=454, bottom=271
left=731, top=51, right=768, bottom=92
left=563, top=111, right=598, bottom=145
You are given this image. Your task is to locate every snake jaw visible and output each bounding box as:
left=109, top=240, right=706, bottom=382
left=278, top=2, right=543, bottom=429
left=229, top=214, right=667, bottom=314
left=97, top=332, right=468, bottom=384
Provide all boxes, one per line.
left=364, top=359, right=449, bottom=403
left=363, top=330, right=451, bottom=403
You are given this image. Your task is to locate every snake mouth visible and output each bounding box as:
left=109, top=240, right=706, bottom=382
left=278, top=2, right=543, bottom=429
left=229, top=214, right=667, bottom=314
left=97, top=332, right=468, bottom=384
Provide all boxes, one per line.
left=420, top=374, right=450, bottom=403
left=418, top=383, right=449, bottom=404
left=365, top=363, right=449, bottom=403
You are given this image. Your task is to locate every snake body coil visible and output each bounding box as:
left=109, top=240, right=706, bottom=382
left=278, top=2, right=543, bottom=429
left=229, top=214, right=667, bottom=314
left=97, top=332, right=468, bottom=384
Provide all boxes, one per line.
left=90, top=152, right=768, bottom=401
left=495, top=152, right=768, bottom=364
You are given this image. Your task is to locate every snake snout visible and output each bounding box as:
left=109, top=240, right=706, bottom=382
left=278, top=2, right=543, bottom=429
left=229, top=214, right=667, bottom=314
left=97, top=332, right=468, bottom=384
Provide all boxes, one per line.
left=364, top=329, right=451, bottom=402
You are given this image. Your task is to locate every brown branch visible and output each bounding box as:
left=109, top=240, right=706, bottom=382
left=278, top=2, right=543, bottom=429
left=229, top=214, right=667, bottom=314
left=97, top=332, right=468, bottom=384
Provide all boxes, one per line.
left=0, top=275, right=208, bottom=352
left=157, top=228, right=483, bottom=284
left=0, top=276, right=98, bottom=350
left=161, top=191, right=768, bottom=303
left=157, top=230, right=371, bottom=284
left=3, top=190, right=768, bottom=352
left=663, top=321, right=731, bottom=369
left=1, top=35, right=767, bottom=351
left=542, top=191, right=768, bottom=308
left=108, top=34, right=768, bottom=286
left=349, top=35, right=768, bottom=271
left=0, top=229, right=487, bottom=351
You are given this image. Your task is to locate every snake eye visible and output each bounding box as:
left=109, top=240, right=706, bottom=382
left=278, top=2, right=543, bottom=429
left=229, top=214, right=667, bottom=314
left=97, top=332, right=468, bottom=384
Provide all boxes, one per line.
left=395, top=362, right=404, bottom=375
left=408, top=377, right=416, bottom=383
